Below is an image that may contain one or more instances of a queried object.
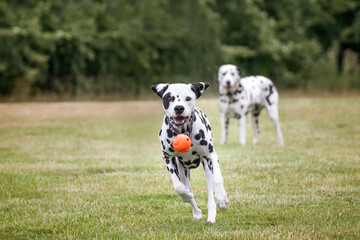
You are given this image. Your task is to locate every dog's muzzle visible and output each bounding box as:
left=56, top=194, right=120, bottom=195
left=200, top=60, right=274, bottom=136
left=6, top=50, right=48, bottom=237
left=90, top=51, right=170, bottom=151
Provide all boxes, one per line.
left=170, top=116, right=190, bottom=126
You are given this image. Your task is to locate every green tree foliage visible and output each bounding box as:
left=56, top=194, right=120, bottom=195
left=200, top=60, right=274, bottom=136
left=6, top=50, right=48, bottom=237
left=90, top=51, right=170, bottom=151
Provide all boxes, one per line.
left=214, top=0, right=360, bottom=90
left=0, top=0, right=359, bottom=99
left=0, top=0, right=221, bottom=98
left=307, top=0, right=360, bottom=73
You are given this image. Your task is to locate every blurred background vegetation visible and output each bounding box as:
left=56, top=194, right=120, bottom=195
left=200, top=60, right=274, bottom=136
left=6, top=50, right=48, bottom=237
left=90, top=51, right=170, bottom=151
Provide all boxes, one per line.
left=0, top=0, right=359, bottom=100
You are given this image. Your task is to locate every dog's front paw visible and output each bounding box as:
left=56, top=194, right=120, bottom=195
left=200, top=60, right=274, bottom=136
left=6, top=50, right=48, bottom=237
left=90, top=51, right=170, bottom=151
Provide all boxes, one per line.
left=193, top=208, right=202, bottom=220
left=206, top=218, right=215, bottom=223
left=215, top=193, right=229, bottom=212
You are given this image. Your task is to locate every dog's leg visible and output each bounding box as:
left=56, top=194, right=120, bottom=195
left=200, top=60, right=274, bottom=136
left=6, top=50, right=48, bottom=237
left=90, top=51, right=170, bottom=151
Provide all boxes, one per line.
left=201, top=159, right=217, bottom=223
left=251, top=112, right=261, bottom=144
left=205, top=153, right=229, bottom=215
left=177, top=163, right=202, bottom=220
left=265, top=87, right=284, bottom=146
left=220, top=113, right=229, bottom=144
left=162, top=154, right=194, bottom=201
left=163, top=154, right=202, bottom=219
left=238, top=114, right=246, bottom=145
left=267, top=106, right=284, bottom=146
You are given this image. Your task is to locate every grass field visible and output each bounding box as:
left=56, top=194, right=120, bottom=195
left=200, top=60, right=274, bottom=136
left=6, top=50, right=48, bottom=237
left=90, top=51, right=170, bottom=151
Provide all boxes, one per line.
left=0, top=97, right=359, bottom=239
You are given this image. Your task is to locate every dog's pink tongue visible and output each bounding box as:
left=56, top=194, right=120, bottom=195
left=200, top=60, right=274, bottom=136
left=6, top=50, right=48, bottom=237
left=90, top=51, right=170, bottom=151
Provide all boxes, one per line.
left=175, top=118, right=183, bottom=124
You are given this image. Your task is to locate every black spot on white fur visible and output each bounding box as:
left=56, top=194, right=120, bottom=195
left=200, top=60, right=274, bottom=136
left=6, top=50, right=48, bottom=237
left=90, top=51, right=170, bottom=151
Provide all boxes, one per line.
left=195, top=129, right=205, bottom=140
left=167, top=129, right=173, bottom=138
left=163, top=92, right=174, bottom=110
left=208, top=143, right=214, bottom=153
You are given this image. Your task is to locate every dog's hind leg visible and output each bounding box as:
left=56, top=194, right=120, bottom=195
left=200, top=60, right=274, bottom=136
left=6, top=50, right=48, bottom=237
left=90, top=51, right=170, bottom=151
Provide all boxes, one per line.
left=265, top=87, right=284, bottom=146
left=251, top=111, right=261, bottom=144
left=266, top=105, right=284, bottom=146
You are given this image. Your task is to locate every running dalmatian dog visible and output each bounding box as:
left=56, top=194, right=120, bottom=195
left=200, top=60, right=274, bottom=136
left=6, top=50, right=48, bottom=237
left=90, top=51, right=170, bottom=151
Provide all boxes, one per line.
left=152, top=82, right=229, bottom=223
left=217, top=64, right=284, bottom=146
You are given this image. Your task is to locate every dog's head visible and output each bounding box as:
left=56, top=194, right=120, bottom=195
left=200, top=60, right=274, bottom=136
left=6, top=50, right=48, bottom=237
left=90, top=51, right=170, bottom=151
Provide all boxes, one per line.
left=152, top=82, right=209, bottom=127
left=217, top=64, right=242, bottom=92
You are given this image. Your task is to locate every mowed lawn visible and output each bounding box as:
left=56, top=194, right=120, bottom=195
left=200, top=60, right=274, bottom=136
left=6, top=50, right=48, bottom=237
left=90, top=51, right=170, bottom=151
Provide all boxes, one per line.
left=0, top=97, right=359, bottom=239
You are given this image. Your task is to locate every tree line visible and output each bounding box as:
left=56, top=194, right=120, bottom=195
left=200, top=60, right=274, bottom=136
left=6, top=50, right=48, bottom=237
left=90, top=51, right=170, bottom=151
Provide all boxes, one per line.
left=0, top=0, right=359, bottom=99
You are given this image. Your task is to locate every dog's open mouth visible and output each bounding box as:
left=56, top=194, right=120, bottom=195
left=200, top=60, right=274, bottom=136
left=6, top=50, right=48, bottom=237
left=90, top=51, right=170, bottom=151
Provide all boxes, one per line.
left=224, top=85, right=234, bottom=91
left=170, top=116, right=190, bottom=126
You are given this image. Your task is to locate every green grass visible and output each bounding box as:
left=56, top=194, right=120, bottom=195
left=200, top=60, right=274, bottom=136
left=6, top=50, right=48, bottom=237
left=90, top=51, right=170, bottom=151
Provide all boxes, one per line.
left=0, top=97, right=359, bottom=239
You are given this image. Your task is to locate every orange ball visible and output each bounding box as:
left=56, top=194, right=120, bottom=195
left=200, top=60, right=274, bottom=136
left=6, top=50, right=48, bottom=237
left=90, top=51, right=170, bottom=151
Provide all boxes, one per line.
left=172, top=134, right=191, bottom=153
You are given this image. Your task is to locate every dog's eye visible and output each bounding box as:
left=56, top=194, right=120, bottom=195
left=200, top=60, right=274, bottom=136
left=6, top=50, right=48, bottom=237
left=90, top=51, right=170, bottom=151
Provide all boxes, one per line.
left=231, top=73, right=234, bottom=76
left=168, top=97, right=173, bottom=102
left=186, top=97, right=192, bottom=101
left=222, top=72, right=226, bottom=76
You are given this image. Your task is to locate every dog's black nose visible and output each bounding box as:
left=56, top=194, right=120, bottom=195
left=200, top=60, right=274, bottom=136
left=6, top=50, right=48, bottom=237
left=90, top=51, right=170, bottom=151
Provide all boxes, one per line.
left=174, top=105, right=184, bottom=115
left=226, top=81, right=231, bottom=86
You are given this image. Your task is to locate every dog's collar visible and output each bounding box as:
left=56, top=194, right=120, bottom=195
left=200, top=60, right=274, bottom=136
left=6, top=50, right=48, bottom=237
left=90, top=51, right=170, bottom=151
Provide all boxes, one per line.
left=169, top=111, right=196, bottom=137
left=220, top=84, right=243, bottom=97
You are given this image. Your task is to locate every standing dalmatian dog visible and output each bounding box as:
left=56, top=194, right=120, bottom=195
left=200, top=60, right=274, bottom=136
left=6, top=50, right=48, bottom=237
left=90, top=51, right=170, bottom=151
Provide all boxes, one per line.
left=217, top=64, right=284, bottom=146
left=152, top=82, right=229, bottom=223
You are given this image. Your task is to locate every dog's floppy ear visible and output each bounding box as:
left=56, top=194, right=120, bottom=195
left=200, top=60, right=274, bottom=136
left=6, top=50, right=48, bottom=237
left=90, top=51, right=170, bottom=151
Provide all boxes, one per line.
left=151, top=83, right=169, bottom=98
left=189, top=82, right=210, bottom=99
left=236, top=66, right=242, bottom=77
